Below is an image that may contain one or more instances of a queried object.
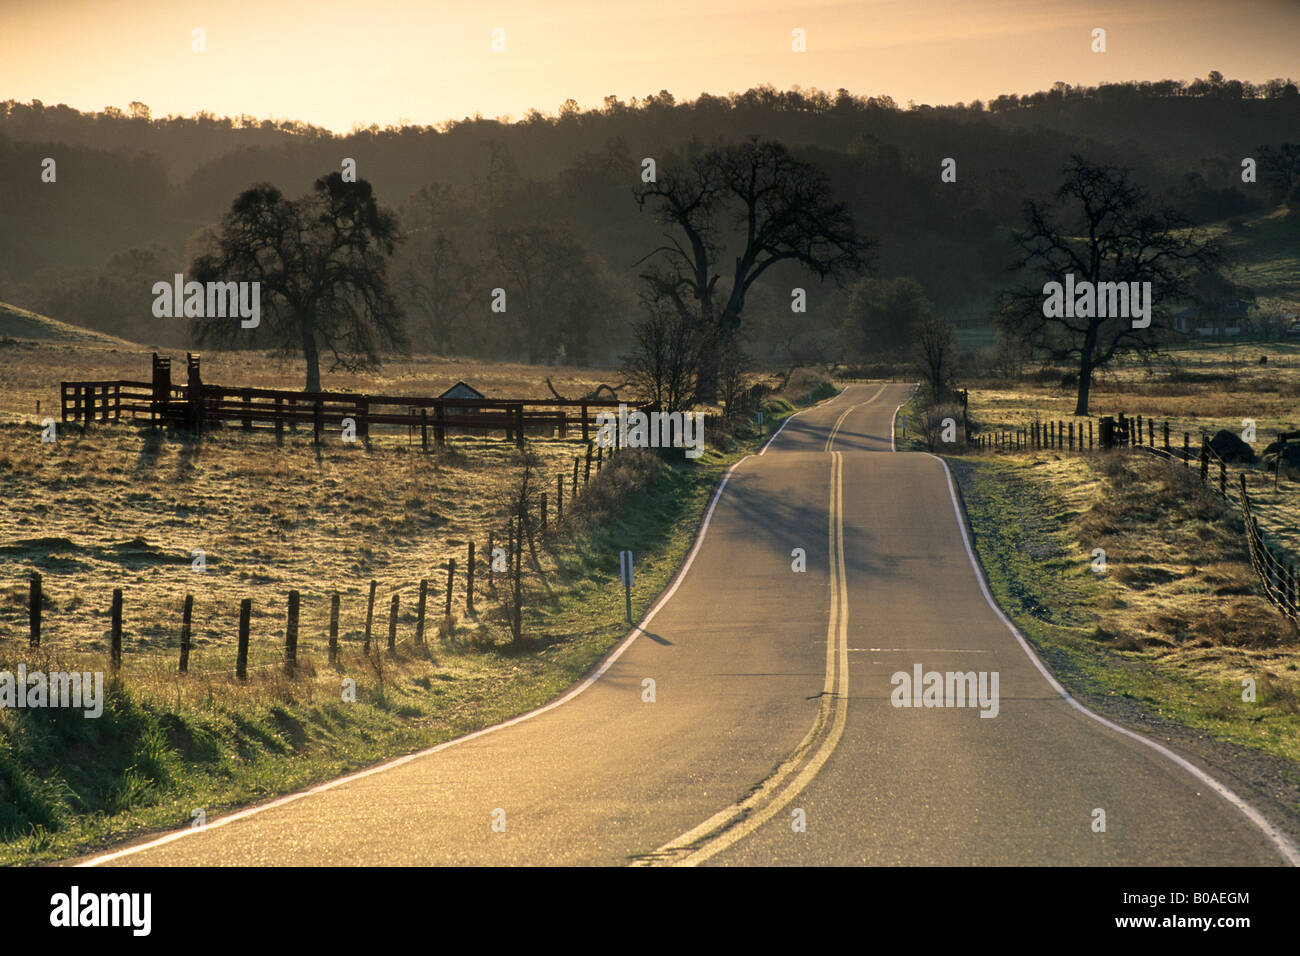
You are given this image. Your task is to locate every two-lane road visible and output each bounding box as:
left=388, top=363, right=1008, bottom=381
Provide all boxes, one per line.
left=82, top=383, right=1296, bottom=866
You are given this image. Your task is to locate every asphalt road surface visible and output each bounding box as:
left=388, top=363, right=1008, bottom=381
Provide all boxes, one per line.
left=82, top=383, right=1298, bottom=866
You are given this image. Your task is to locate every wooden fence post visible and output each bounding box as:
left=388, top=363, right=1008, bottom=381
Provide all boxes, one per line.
left=1163, top=421, right=1170, bottom=452
left=1184, top=432, right=1190, bottom=464
left=387, top=593, right=399, bottom=654
left=1088, top=421, right=1093, bottom=449
left=364, top=580, right=377, bottom=654
left=285, top=590, right=299, bottom=674
left=466, top=542, right=476, bottom=615
left=313, top=400, right=323, bottom=446
left=572, top=457, right=579, bottom=495
left=512, top=525, right=522, bottom=641
left=435, top=401, right=446, bottom=446
left=1069, top=422, right=1074, bottom=450
left=515, top=404, right=524, bottom=449
left=421, top=409, right=429, bottom=452
left=236, top=598, right=251, bottom=680
left=329, top=592, right=340, bottom=665
left=581, top=403, right=589, bottom=442
left=557, top=473, right=563, bottom=522
left=584, top=444, right=592, bottom=486
left=596, top=444, right=603, bottom=473
left=28, top=571, right=40, bottom=648
left=445, top=560, right=456, bottom=622
left=179, top=594, right=193, bottom=674
left=541, top=492, right=548, bottom=533
left=110, top=588, right=123, bottom=672
left=415, top=579, right=428, bottom=645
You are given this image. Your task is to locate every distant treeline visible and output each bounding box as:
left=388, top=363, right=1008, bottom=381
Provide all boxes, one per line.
left=1, top=74, right=1297, bottom=364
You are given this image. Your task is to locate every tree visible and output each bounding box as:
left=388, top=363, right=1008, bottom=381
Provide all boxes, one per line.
left=841, top=275, right=932, bottom=359
left=191, top=173, right=406, bottom=391
left=996, top=156, right=1219, bottom=415
left=635, top=137, right=871, bottom=402
left=621, top=296, right=700, bottom=412
left=914, top=315, right=957, bottom=403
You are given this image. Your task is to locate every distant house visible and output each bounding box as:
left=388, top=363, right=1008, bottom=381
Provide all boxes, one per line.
left=439, top=380, right=486, bottom=433
left=1172, top=302, right=1247, bottom=338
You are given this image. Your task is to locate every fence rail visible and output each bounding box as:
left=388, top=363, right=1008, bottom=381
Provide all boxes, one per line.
left=60, top=353, right=652, bottom=446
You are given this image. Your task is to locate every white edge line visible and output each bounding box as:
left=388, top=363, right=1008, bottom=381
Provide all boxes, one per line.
left=890, top=383, right=919, bottom=452
left=759, top=384, right=845, bottom=455
left=80, top=453, right=757, bottom=867
left=925, top=451, right=1300, bottom=867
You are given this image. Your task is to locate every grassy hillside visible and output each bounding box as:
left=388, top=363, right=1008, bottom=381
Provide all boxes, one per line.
left=0, top=301, right=131, bottom=346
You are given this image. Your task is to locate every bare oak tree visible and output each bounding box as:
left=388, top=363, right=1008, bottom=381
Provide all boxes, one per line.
left=995, top=155, right=1218, bottom=415
left=635, top=137, right=871, bottom=402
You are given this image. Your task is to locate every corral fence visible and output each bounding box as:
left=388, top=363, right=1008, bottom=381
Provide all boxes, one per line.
left=60, top=353, right=652, bottom=447
left=971, top=410, right=1300, bottom=624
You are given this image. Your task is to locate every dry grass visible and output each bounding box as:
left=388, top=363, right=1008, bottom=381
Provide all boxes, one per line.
left=0, top=342, right=641, bottom=674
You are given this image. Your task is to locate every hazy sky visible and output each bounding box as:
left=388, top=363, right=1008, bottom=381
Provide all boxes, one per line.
left=2, top=0, right=1297, bottom=132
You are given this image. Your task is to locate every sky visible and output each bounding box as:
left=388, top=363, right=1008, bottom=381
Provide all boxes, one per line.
left=1, top=0, right=1297, bottom=132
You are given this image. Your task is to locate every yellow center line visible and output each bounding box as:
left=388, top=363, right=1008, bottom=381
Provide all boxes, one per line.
left=633, top=451, right=851, bottom=866
left=824, top=383, right=887, bottom=452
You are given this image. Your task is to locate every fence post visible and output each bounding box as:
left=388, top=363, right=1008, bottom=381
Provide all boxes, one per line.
left=1163, top=421, right=1170, bottom=452
left=415, top=579, right=428, bottom=645
left=179, top=594, right=193, bottom=674
left=541, top=492, right=548, bottom=533
left=1219, top=459, right=1226, bottom=498
left=110, top=588, right=123, bottom=672
left=285, top=590, right=299, bottom=674
left=584, top=444, right=592, bottom=486
left=242, top=389, right=253, bottom=430
left=421, top=408, right=429, bottom=452
left=275, top=397, right=283, bottom=440
left=329, top=592, right=340, bottom=665
left=29, top=571, right=40, bottom=648
left=1184, top=432, right=1190, bottom=465
left=435, top=401, right=446, bottom=446
left=1089, top=420, right=1093, bottom=449
left=445, top=560, right=456, bottom=622
left=466, top=542, right=476, bottom=615
left=1069, top=422, right=1074, bottom=451
left=387, top=594, right=399, bottom=654
left=512, top=524, right=523, bottom=642
left=364, top=580, right=377, bottom=654
left=581, top=403, right=589, bottom=442
left=572, top=458, right=579, bottom=495
left=236, top=598, right=251, bottom=680
left=596, top=444, right=603, bottom=473
left=557, top=474, right=563, bottom=522
left=313, top=400, right=323, bottom=446
left=515, top=404, right=525, bottom=449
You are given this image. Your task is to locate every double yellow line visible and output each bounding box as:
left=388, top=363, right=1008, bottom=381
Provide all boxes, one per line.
left=823, top=383, right=886, bottom=452
left=635, top=452, right=850, bottom=866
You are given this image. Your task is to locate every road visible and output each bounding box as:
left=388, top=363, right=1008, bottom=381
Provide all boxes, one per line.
left=82, top=382, right=1296, bottom=866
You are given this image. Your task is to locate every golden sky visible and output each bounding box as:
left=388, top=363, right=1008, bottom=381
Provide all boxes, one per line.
left=1, top=0, right=1296, bottom=132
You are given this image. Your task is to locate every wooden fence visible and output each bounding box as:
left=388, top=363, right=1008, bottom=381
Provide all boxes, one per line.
left=60, top=353, right=651, bottom=447
left=18, top=431, right=630, bottom=676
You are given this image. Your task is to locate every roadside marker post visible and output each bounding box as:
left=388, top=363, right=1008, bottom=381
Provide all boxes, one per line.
left=620, top=550, right=634, bottom=624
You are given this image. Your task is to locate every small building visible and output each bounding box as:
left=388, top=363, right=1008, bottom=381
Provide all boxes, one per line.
left=439, top=380, right=486, bottom=434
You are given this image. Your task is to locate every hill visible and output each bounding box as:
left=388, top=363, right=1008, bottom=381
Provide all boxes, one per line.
left=0, top=300, right=133, bottom=345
